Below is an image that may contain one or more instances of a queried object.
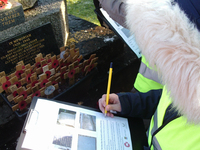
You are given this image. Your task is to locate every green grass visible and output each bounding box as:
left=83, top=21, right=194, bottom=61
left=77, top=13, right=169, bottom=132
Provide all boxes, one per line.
left=67, top=0, right=100, bottom=26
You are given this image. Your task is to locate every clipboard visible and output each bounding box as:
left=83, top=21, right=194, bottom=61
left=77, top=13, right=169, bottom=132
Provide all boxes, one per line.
left=16, top=97, right=147, bottom=150
left=93, top=3, right=141, bottom=59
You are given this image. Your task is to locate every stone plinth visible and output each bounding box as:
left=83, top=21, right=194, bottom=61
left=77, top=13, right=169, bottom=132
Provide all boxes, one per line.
left=0, top=0, right=69, bottom=48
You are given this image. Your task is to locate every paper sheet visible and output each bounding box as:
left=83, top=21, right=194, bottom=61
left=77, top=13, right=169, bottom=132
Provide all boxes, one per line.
left=21, top=98, right=133, bottom=150
left=100, top=8, right=141, bottom=59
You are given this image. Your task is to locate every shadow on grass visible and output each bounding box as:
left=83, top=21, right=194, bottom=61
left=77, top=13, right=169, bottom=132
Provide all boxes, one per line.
left=67, top=0, right=100, bottom=26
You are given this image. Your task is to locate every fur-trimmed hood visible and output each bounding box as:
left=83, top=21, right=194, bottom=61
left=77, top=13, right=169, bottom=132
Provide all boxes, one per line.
left=125, top=0, right=200, bottom=124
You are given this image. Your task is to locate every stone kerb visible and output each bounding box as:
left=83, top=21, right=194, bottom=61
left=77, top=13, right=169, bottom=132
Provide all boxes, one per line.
left=0, top=0, right=69, bottom=48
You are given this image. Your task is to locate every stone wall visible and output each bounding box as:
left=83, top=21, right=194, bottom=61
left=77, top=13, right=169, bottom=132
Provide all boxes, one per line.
left=0, top=0, right=69, bottom=48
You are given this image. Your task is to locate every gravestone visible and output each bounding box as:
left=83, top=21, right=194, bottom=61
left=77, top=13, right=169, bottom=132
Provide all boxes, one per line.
left=0, top=14, right=141, bottom=150
left=0, top=0, right=25, bottom=31
left=0, top=22, right=59, bottom=75
left=0, top=0, right=69, bottom=48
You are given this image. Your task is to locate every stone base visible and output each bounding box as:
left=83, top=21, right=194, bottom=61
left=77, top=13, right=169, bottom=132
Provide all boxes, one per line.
left=0, top=0, right=69, bottom=48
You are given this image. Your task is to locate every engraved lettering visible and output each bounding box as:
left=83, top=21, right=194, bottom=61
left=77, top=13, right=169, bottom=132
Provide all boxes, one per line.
left=1, top=33, right=47, bottom=75
left=0, top=10, right=21, bottom=27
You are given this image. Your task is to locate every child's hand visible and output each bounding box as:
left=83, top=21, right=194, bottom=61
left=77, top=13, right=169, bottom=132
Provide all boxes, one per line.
left=98, top=93, right=122, bottom=117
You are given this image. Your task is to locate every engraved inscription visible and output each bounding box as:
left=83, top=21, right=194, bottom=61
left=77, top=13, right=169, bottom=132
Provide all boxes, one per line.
left=0, top=23, right=60, bottom=75
left=0, top=34, right=46, bottom=73
left=0, top=10, right=21, bottom=27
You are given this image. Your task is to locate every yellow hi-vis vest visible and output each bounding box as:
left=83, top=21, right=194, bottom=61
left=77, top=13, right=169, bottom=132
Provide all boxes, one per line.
left=134, top=55, right=163, bottom=93
left=147, top=86, right=200, bottom=150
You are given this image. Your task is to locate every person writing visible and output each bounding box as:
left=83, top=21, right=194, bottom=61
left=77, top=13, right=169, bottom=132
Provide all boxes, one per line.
left=94, top=0, right=163, bottom=94
left=98, top=0, right=200, bottom=149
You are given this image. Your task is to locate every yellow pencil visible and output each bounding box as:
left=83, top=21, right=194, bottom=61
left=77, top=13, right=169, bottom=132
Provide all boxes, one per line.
left=105, top=62, right=113, bottom=116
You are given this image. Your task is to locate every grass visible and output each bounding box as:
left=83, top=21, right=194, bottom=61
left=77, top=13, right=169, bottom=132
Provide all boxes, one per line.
left=67, top=0, right=100, bottom=26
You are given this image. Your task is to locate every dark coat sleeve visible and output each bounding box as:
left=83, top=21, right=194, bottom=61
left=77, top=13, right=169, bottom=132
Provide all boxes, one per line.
left=117, top=89, right=162, bottom=119
left=98, top=0, right=127, bottom=28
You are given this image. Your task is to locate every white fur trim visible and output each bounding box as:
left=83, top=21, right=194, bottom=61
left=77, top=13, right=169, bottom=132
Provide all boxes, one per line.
left=126, top=0, right=200, bottom=124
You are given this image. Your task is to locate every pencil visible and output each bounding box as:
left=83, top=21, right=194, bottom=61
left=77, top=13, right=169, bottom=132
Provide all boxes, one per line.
left=105, top=62, right=113, bottom=116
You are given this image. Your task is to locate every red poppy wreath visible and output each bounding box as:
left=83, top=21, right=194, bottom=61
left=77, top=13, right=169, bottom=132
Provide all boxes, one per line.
left=40, top=79, right=49, bottom=88
left=68, top=69, right=75, bottom=78
left=2, top=80, right=11, bottom=90
left=32, top=91, right=41, bottom=98
left=18, top=100, right=27, bottom=111
left=52, top=60, right=59, bottom=68
left=15, top=70, right=24, bottom=78
left=20, top=91, right=28, bottom=99
left=14, top=81, right=21, bottom=88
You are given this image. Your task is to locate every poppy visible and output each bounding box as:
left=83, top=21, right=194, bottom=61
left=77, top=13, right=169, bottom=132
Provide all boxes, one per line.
left=35, top=62, right=41, bottom=68
left=47, top=59, right=52, bottom=63
left=31, top=69, right=34, bottom=74
left=88, top=64, right=94, bottom=72
left=31, top=80, right=39, bottom=87
left=41, top=64, right=47, bottom=72
left=32, top=91, right=41, bottom=98
left=45, top=71, right=51, bottom=79
left=1, top=0, right=8, bottom=4
left=40, top=79, right=48, bottom=88
left=66, top=62, right=71, bottom=67
left=60, top=63, right=65, bottom=69
left=22, top=66, right=25, bottom=69
left=42, top=64, right=47, bottom=67
left=68, top=69, right=75, bottom=78
left=52, top=81, right=58, bottom=85
left=13, top=91, right=18, bottom=97
left=15, top=70, right=24, bottom=78
left=5, top=76, right=9, bottom=81
left=18, top=100, right=27, bottom=111
left=77, top=58, right=81, bottom=63
left=0, top=0, right=7, bottom=6
left=60, top=71, right=66, bottom=79
left=26, top=73, right=32, bottom=83
left=2, top=80, right=11, bottom=90
left=52, top=59, right=59, bottom=68
left=74, top=65, right=79, bottom=69
left=20, top=91, right=27, bottom=99
left=88, top=58, right=92, bottom=64
left=82, top=66, right=86, bottom=73
left=14, top=81, right=21, bottom=88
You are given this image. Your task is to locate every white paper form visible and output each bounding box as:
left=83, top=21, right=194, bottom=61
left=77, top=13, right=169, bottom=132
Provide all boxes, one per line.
left=20, top=98, right=132, bottom=150
left=100, top=8, right=141, bottom=59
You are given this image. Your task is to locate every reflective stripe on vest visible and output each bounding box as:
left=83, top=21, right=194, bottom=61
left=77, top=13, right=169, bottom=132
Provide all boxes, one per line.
left=148, top=87, right=200, bottom=150
left=134, top=55, right=163, bottom=93
left=148, top=89, right=171, bottom=150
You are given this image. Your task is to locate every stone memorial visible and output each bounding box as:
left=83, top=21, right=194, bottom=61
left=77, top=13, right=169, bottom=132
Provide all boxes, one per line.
left=15, top=0, right=38, bottom=10
left=0, top=22, right=59, bottom=75
left=0, top=0, right=25, bottom=31
left=0, top=0, right=69, bottom=48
